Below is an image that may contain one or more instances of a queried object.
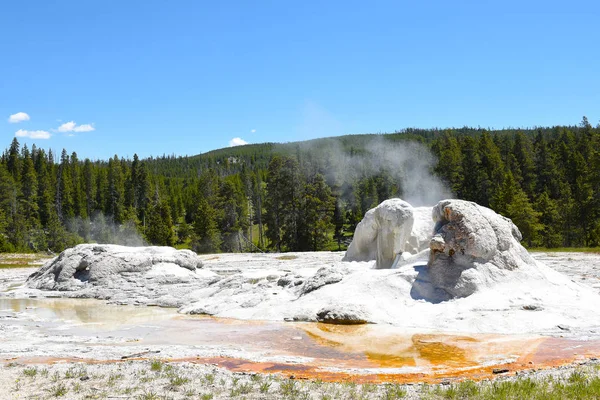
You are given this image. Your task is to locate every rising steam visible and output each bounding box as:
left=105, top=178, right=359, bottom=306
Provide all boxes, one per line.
left=297, top=136, right=452, bottom=206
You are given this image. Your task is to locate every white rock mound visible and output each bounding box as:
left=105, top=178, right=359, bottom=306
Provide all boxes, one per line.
left=26, top=244, right=217, bottom=307
left=410, top=199, right=538, bottom=302
left=406, top=206, right=436, bottom=253
left=343, top=199, right=415, bottom=269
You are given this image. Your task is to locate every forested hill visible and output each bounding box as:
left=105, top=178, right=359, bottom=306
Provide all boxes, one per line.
left=1, top=117, right=599, bottom=254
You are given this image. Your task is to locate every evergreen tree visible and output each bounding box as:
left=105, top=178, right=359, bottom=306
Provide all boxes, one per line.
left=192, top=197, right=221, bottom=253
left=300, top=173, right=335, bottom=251
left=506, top=189, right=543, bottom=247
left=264, top=156, right=302, bottom=251
left=145, top=198, right=175, bottom=246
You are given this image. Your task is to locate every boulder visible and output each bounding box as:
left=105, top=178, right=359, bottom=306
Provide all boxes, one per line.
left=316, top=304, right=369, bottom=325
left=343, top=199, right=415, bottom=269
left=410, top=199, right=537, bottom=302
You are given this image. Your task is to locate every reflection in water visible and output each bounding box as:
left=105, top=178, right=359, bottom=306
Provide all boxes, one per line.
left=0, top=298, right=175, bottom=328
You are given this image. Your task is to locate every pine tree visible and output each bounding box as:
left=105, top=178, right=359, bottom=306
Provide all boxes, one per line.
left=56, top=149, right=74, bottom=222
left=264, top=156, right=302, bottom=251
left=7, top=138, right=21, bottom=182
left=145, top=198, right=175, bottom=246
left=433, top=132, right=463, bottom=195
left=506, top=189, right=543, bottom=247
left=300, top=173, right=335, bottom=251
left=192, top=197, right=221, bottom=253
left=106, top=155, right=125, bottom=223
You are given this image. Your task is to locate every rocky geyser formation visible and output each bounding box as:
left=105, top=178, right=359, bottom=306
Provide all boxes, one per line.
left=343, top=199, right=415, bottom=269
left=26, top=244, right=216, bottom=307
left=409, top=199, right=538, bottom=302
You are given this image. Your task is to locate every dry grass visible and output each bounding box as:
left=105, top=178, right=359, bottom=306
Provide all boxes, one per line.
left=0, top=253, right=53, bottom=269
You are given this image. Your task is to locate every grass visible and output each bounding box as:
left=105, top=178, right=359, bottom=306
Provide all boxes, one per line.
left=49, top=383, right=68, bottom=397
left=383, top=383, right=407, bottom=399
left=7, top=361, right=600, bottom=400
left=150, top=359, right=163, bottom=372
left=168, top=375, right=190, bottom=386
left=0, top=253, right=54, bottom=269
left=529, top=247, right=600, bottom=253
left=428, top=371, right=600, bottom=400
left=22, top=367, right=37, bottom=377
left=230, top=382, right=253, bottom=396
left=136, top=390, right=160, bottom=400
left=203, top=372, right=215, bottom=385
left=276, top=255, right=299, bottom=260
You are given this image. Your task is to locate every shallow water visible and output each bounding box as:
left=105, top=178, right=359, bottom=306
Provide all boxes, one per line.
left=2, top=296, right=599, bottom=382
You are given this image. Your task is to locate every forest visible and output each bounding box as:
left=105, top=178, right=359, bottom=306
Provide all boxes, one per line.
left=1, top=116, right=599, bottom=253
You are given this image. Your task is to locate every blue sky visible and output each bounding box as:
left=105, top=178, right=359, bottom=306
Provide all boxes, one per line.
left=1, top=1, right=599, bottom=160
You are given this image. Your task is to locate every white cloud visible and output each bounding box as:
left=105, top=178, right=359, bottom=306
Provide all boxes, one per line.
left=56, top=121, right=95, bottom=133
left=15, top=129, right=51, bottom=139
left=251, top=129, right=256, bottom=133
left=229, top=137, right=248, bottom=147
left=8, top=112, right=30, bottom=123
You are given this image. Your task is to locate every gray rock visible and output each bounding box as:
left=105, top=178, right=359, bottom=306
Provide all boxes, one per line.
left=411, top=199, right=537, bottom=302
left=300, top=266, right=345, bottom=295
left=316, top=305, right=369, bottom=324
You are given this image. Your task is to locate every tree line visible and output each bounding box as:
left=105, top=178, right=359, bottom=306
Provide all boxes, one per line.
left=1, top=117, right=599, bottom=253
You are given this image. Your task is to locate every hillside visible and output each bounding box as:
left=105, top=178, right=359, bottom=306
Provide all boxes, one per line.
left=1, top=118, right=599, bottom=253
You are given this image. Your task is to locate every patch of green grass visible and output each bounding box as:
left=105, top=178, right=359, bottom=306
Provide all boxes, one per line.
left=260, top=381, right=272, bottom=393
left=0, top=263, right=34, bottom=269
left=108, top=372, right=124, bottom=385
left=50, top=371, right=61, bottom=382
left=230, top=382, right=253, bottom=396
left=276, top=255, right=298, bottom=260
left=199, top=394, right=214, bottom=400
left=529, top=247, right=600, bottom=253
left=123, top=386, right=137, bottom=395
left=22, top=367, right=38, bottom=377
left=64, top=366, right=78, bottom=379
left=136, top=390, right=160, bottom=400
left=279, top=379, right=300, bottom=397
left=430, top=372, right=600, bottom=400
left=383, top=383, right=406, bottom=399
left=0, top=253, right=54, bottom=269
left=203, top=372, right=215, bottom=385
left=50, top=383, right=68, bottom=397
left=361, top=383, right=377, bottom=393
left=169, top=375, right=189, bottom=386
left=150, top=360, right=163, bottom=372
